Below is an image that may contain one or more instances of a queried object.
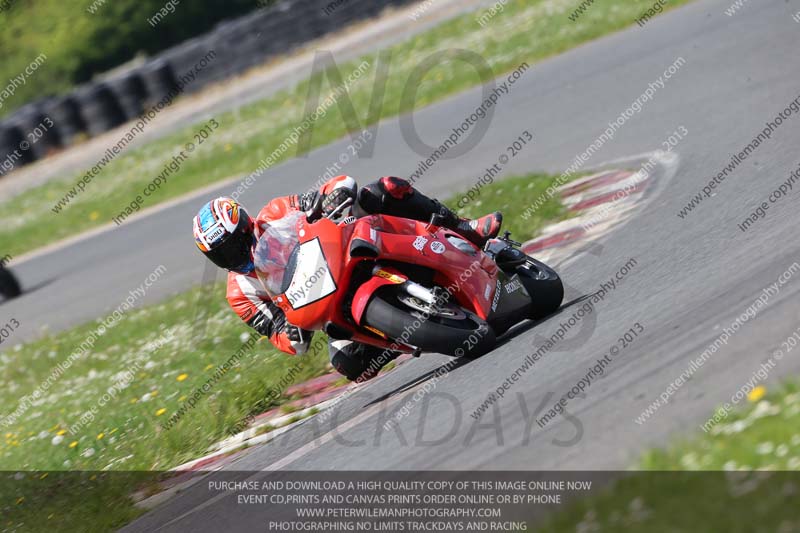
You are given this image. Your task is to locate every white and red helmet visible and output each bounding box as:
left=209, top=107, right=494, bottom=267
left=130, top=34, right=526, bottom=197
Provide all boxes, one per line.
left=193, top=197, right=255, bottom=273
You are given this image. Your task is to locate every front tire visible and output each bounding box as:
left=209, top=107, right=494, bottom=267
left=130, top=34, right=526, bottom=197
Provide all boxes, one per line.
left=516, top=257, right=563, bottom=320
left=363, top=288, right=495, bottom=359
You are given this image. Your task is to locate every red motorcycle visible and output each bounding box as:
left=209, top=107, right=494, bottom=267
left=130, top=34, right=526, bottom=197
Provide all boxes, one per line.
left=254, top=206, right=563, bottom=359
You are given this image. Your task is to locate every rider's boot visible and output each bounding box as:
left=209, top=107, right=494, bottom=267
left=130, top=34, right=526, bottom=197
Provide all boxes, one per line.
left=356, top=176, right=503, bottom=248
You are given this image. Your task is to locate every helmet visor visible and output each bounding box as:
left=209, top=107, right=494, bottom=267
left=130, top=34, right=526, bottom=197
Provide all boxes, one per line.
left=206, top=229, right=255, bottom=273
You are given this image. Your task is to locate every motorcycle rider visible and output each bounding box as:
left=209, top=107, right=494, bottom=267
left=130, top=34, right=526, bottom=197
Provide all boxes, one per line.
left=192, top=175, right=502, bottom=381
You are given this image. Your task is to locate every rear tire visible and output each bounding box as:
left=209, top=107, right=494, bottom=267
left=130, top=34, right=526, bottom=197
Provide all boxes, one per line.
left=363, top=288, right=495, bottom=359
left=516, top=257, right=563, bottom=320
left=0, top=266, right=21, bottom=300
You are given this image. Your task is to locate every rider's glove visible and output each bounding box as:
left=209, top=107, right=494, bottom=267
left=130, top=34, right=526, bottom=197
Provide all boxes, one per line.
left=321, top=187, right=356, bottom=219
left=251, top=305, right=313, bottom=355
left=285, top=324, right=311, bottom=344
left=299, top=191, right=324, bottom=222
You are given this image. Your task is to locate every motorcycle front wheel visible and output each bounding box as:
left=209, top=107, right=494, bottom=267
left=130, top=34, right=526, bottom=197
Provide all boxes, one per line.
left=515, top=256, right=563, bottom=320
left=363, top=287, right=495, bottom=359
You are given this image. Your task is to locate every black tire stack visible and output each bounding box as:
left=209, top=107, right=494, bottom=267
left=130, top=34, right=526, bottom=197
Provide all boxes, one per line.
left=141, top=60, right=180, bottom=109
left=75, top=82, right=127, bottom=136
left=0, top=124, right=34, bottom=177
left=43, top=95, right=87, bottom=147
left=9, top=103, right=62, bottom=160
left=164, top=39, right=221, bottom=90
left=108, top=72, right=148, bottom=120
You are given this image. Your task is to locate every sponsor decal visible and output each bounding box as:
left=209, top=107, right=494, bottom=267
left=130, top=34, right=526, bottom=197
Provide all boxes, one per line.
left=484, top=284, right=491, bottom=300
left=413, top=236, right=428, bottom=251
left=429, top=241, right=446, bottom=254
left=491, top=280, right=502, bottom=311
left=206, top=225, right=224, bottom=244
left=375, top=270, right=406, bottom=284
left=370, top=227, right=378, bottom=242
left=364, top=325, right=388, bottom=339
left=505, top=278, right=523, bottom=294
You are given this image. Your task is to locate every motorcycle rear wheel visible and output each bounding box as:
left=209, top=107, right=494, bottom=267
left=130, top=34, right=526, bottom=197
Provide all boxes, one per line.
left=363, top=288, right=495, bottom=359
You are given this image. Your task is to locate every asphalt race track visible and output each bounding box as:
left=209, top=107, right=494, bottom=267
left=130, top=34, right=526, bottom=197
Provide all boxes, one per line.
left=5, top=0, right=800, bottom=528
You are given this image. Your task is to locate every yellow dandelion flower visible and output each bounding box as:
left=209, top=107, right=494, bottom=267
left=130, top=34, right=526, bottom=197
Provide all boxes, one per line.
left=96, top=433, right=104, bottom=440
left=176, top=373, right=188, bottom=382
left=39, top=473, right=48, bottom=480
left=130, top=398, right=138, bottom=404
left=56, top=429, right=67, bottom=436
left=155, top=408, right=167, bottom=416
left=16, top=497, right=24, bottom=505
left=748, top=386, right=766, bottom=402
left=109, top=428, right=118, bottom=434
left=151, top=390, right=159, bottom=397
left=69, top=441, right=78, bottom=448
left=179, top=395, right=187, bottom=402
left=204, top=364, right=214, bottom=371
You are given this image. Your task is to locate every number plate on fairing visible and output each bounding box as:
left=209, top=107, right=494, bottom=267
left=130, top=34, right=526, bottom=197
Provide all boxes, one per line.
left=285, top=238, right=337, bottom=309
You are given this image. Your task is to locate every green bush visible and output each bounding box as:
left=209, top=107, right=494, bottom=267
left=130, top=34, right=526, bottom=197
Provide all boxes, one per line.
left=0, top=0, right=265, bottom=117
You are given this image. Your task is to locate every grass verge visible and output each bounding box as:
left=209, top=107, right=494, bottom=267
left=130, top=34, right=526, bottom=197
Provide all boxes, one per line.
left=0, top=287, right=331, bottom=472
left=538, top=381, right=800, bottom=532
left=448, top=171, right=571, bottom=243
left=0, top=0, right=694, bottom=259
left=0, top=169, right=576, bottom=530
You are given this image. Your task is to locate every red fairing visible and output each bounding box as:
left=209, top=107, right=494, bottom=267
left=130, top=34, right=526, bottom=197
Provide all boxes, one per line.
left=270, top=217, right=350, bottom=331
left=228, top=173, right=361, bottom=353
left=357, top=215, right=497, bottom=319
left=260, top=212, right=498, bottom=352
left=351, top=267, right=407, bottom=325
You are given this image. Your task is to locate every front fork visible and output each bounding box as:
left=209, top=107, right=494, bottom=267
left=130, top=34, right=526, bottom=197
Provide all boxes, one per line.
left=372, top=265, right=437, bottom=305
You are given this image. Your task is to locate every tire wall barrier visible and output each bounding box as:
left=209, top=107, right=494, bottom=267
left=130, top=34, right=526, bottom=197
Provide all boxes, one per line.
left=0, top=0, right=417, bottom=177
left=0, top=125, right=34, bottom=176
left=43, top=96, right=87, bottom=147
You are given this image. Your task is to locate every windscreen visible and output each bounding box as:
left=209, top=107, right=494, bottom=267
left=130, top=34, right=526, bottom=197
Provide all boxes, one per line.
left=254, top=211, right=303, bottom=297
